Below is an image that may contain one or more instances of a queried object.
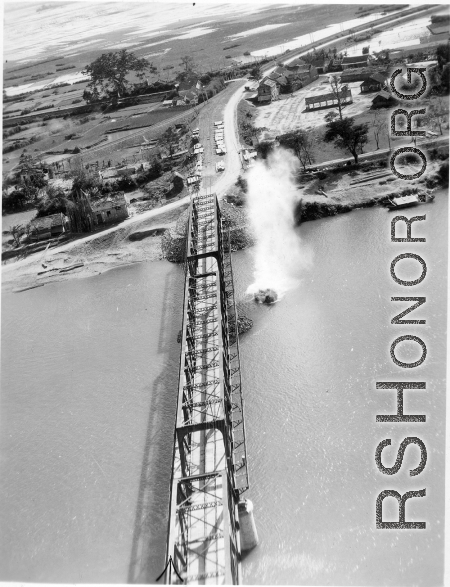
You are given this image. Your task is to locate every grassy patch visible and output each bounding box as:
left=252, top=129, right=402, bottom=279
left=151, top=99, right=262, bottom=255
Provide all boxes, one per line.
left=237, top=99, right=257, bottom=147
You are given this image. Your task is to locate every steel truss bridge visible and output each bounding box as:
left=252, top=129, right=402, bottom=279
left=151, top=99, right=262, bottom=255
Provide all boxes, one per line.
left=165, top=193, right=249, bottom=584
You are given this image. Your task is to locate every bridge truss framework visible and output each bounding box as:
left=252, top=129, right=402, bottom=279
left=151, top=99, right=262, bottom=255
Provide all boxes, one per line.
left=165, top=193, right=249, bottom=585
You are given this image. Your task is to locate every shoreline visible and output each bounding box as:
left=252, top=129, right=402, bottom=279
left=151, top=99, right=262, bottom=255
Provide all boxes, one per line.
left=1, top=204, right=187, bottom=293
left=4, top=179, right=446, bottom=295
left=3, top=153, right=448, bottom=293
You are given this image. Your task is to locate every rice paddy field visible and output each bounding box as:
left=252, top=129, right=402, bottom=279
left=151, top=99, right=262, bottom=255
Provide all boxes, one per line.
left=2, top=3, right=361, bottom=175
left=2, top=3, right=447, bottom=175
left=4, top=3, right=366, bottom=83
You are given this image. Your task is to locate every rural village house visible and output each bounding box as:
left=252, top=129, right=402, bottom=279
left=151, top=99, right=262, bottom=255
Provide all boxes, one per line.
left=178, top=89, right=199, bottom=105
left=291, top=64, right=319, bottom=89
left=117, top=166, right=138, bottom=176
left=283, top=61, right=319, bottom=89
left=30, top=213, right=67, bottom=241
left=161, top=148, right=189, bottom=161
left=17, top=163, right=52, bottom=183
left=267, top=71, right=289, bottom=92
left=340, top=66, right=389, bottom=84
left=91, top=193, right=128, bottom=226
left=267, top=63, right=318, bottom=94
left=172, top=98, right=189, bottom=106
left=371, top=90, right=398, bottom=109
left=174, top=74, right=204, bottom=105
left=176, top=74, right=200, bottom=93
left=257, top=78, right=279, bottom=102
left=99, top=168, right=119, bottom=181
left=305, top=86, right=353, bottom=111
left=427, top=20, right=450, bottom=35
left=360, top=72, right=388, bottom=93
left=284, top=57, right=307, bottom=71
left=341, top=54, right=370, bottom=69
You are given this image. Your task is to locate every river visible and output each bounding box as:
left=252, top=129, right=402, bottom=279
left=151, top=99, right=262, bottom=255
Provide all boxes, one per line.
left=1, top=192, right=447, bottom=584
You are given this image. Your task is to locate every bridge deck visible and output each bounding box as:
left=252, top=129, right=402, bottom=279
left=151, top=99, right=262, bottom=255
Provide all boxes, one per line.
left=165, top=194, right=247, bottom=584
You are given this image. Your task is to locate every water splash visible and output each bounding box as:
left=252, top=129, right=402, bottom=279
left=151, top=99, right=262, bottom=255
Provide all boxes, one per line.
left=245, top=147, right=312, bottom=301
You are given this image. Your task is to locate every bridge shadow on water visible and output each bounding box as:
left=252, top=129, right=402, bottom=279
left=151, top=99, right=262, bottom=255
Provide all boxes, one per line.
left=127, top=264, right=184, bottom=584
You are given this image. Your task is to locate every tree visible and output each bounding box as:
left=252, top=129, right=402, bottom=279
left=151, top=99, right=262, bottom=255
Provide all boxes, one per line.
left=441, top=63, right=450, bottom=93
left=69, top=156, right=101, bottom=195
left=240, top=121, right=267, bottom=147
left=374, top=48, right=390, bottom=63
left=278, top=129, right=316, bottom=171
left=256, top=140, right=274, bottom=160
left=36, top=185, right=74, bottom=217
left=235, top=175, right=248, bottom=193
left=437, top=161, right=449, bottom=186
left=372, top=110, right=388, bottom=150
left=9, top=224, right=24, bottom=247
left=324, top=111, right=339, bottom=123
left=324, top=117, right=369, bottom=164
left=436, top=42, right=450, bottom=71
left=328, top=74, right=345, bottom=120
left=250, top=126, right=268, bottom=143
left=148, top=157, right=163, bottom=180
left=16, top=178, right=41, bottom=206
left=160, top=126, right=180, bottom=156
left=115, top=175, right=137, bottom=192
left=180, top=55, right=195, bottom=72
left=362, top=46, right=370, bottom=55
left=23, top=222, right=34, bottom=241
left=430, top=56, right=450, bottom=94
left=2, top=189, right=28, bottom=212
left=82, top=88, right=100, bottom=104
left=426, top=98, right=448, bottom=135
left=82, top=50, right=156, bottom=102
left=250, top=65, right=263, bottom=81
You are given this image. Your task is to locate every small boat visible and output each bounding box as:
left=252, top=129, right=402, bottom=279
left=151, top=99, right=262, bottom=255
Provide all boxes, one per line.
left=385, top=194, right=421, bottom=209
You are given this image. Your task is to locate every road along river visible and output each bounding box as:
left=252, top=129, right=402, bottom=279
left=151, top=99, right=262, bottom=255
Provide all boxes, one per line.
left=1, top=191, right=446, bottom=584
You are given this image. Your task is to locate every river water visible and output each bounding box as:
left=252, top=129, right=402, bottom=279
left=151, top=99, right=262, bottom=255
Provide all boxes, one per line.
left=1, top=192, right=447, bottom=584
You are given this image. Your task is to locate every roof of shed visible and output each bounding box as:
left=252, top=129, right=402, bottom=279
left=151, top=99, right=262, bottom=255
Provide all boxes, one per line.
left=372, top=90, right=393, bottom=101
left=305, top=87, right=352, bottom=104
left=361, top=72, right=387, bottom=85
left=342, top=55, right=368, bottom=64
left=31, top=213, right=64, bottom=230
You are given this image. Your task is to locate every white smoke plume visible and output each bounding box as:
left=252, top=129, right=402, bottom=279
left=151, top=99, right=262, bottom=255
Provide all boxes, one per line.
left=245, top=147, right=312, bottom=299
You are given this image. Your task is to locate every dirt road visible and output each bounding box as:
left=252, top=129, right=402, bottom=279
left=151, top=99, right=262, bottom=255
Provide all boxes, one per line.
left=210, top=80, right=247, bottom=196
left=194, top=79, right=247, bottom=196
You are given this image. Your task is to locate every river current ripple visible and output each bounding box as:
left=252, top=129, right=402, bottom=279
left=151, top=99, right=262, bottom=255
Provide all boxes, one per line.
left=1, top=194, right=447, bottom=584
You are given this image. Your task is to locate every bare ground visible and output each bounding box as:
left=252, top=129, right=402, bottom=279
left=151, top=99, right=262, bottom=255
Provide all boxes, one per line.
left=1, top=204, right=188, bottom=293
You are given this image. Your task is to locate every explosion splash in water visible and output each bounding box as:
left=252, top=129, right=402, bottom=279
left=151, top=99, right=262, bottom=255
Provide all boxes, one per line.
left=246, top=147, right=312, bottom=303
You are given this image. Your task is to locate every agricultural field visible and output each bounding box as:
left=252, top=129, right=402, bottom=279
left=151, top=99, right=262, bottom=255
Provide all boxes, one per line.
left=4, top=3, right=443, bottom=178
left=3, top=81, right=90, bottom=116
left=2, top=98, right=195, bottom=174
left=3, top=4, right=363, bottom=93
